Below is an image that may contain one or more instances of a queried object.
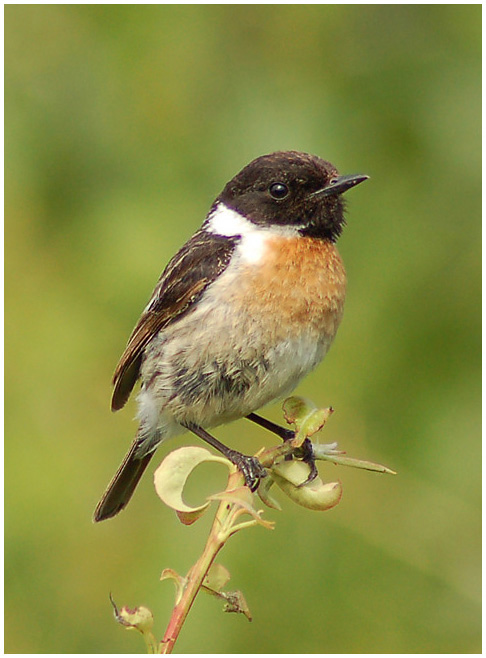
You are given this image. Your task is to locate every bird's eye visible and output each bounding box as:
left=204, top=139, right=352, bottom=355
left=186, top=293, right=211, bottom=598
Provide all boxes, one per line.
left=269, top=182, right=289, bottom=199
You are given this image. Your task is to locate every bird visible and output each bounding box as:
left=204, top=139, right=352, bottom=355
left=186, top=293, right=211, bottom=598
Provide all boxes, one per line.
left=93, top=151, right=368, bottom=522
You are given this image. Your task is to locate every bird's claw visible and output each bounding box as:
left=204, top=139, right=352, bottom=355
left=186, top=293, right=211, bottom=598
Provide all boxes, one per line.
left=285, top=437, right=319, bottom=487
left=227, top=451, right=267, bottom=491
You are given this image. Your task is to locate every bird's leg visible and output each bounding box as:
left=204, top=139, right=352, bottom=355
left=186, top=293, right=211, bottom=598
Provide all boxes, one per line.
left=182, top=422, right=267, bottom=491
left=246, top=412, right=294, bottom=441
left=246, top=412, right=318, bottom=486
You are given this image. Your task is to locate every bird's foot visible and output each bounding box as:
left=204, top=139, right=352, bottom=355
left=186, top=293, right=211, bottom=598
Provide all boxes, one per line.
left=291, top=438, right=319, bottom=487
left=226, top=450, right=267, bottom=491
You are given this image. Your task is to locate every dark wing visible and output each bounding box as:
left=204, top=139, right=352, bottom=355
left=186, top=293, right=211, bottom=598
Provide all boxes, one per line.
left=111, top=230, right=238, bottom=411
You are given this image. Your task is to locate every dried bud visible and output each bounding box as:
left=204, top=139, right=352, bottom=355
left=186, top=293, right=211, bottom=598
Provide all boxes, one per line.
left=110, top=594, right=154, bottom=634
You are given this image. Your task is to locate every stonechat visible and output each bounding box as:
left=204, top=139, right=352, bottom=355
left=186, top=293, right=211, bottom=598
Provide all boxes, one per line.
left=94, top=151, right=367, bottom=521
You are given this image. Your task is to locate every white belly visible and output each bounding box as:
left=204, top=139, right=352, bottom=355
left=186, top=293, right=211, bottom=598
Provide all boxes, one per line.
left=137, top=308, right=331, bottom=437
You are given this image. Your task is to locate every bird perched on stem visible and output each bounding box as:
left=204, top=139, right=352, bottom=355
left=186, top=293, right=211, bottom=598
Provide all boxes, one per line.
left=94, top=150, right=367, bottom=522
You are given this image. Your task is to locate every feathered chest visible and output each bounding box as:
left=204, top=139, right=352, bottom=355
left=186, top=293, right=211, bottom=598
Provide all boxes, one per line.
left=112, top=227, right=346, bottom=412
left=201, top=234, right=347, bottom=342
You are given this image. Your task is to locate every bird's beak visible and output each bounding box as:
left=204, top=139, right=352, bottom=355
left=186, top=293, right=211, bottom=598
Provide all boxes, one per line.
left=312, top=174, right=369, bottom=198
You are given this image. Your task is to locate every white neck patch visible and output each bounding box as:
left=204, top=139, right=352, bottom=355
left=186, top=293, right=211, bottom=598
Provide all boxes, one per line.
left=206, top=202, right=299, bottom=265
left=206, top=202, right=257, bottom=238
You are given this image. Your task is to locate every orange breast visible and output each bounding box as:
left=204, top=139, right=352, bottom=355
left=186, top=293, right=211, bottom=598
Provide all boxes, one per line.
left=235, top=236, right=347, bottom=342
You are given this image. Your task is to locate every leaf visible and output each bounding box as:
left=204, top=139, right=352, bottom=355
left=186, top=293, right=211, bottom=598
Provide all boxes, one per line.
left=282, top=397, right=333, bottom=446
left=271, top=460, right=342, bottom=511
left=160, top=568, right=185, bottom=604
left=203, top=563, right=231, bottom=592
left=282, top=396, right=316, bottom=425
left=257, top=475, right=282, bottom=511
left=209, top=487, right=275, bottom=530
left=153, top=446, right=232, bottom=524
left=313, top=446, right=397, bottom=474
left=110, top=594, right=154, bottom=634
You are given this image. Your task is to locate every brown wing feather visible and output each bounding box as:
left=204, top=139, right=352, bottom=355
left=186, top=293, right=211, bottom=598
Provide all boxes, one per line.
left=111, top=230, right=238, bottom=411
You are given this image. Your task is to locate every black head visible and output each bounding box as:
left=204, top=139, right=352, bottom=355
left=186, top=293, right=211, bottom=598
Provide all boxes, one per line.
left=217, top=151, right=368, bottom=242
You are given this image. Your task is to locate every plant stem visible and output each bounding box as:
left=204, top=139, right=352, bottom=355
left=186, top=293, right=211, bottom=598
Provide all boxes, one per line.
left=160, top=471, right=243, bottom=653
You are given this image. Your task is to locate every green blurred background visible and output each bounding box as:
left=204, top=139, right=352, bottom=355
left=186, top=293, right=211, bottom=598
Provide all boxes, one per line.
left=5, top=5, right=481, bottom=654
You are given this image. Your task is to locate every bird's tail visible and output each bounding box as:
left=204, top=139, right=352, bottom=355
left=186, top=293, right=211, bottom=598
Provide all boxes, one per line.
left=93, top=441, right=155, bottom=522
